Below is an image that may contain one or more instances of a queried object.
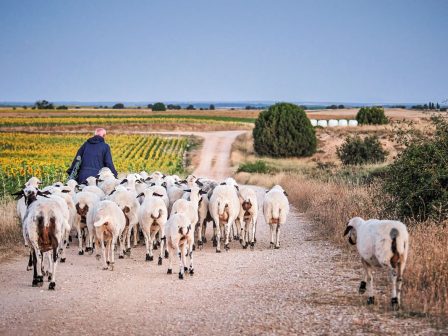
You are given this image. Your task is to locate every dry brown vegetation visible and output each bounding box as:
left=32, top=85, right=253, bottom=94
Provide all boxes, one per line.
left=0, top=199, right=27, bottom=262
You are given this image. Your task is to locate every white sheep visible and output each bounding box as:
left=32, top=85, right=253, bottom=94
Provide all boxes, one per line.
left=209, top=183, right=240, bottom=252
left=85, top=176, right=98, bottom=186
left=263, top=185, right=289, bottom=249
left=92, top=200, right=126, bottom=270
left=164, top=213, right=194, bottom=279
left=236, top=187, right=258, bottom=249
left=73, top=191, right=101, bottom=255
left=108, top=185, right=140, bottom=254
left=23, top=191, right=68, bottom=290
left=138, top=189, right=168, bottom=264
left=82, top=185, right=105, bottom=199
left=343, top=217, right=409, bottom=309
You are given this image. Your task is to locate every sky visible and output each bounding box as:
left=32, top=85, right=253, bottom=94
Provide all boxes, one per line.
left=0, top=0, right=447, bottom=104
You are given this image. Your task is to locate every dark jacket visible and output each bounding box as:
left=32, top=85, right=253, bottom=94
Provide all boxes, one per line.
left=67, top=135, right=117, bottom=183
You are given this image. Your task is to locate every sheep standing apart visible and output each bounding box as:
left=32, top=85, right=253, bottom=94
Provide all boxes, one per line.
left=236, top=187, right=258, bottom=249
left=164, top=213, right=194, bottom=279
left=209, top=183, right=240, bottom=252
left=73, top=191, right=100, bottom=255
left=24, top=194, right=67, bottom=290
left=138, top=189, right=168, bottom=264
left=108, top=186, right=140, bottom=254
left=263, top=185, right=289, bottom=249
left=344, top=217, right=409, bottom=309
left=92, top=200, right=126, bottom=270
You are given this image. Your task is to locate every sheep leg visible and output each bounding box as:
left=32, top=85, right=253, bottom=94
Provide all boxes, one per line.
left=48, top=247, right=57, bottom=290
left=76, top=223, right=84, bottom=255
left=390, top=266, right=399, bottom=309
left=143, top=230, right=151, bottom=261
left=132, top=224, right=139, bottom=247
left=46, top=252, right=53, bottom=280
left=188, top=240, right=194, bottom=275
left=364, top=261, right=375, bottom=305
left=275, top=225, right=281, bottom=249
left=148, top=229, right=155, bottom=261
left=224, top=222, right=231, bottom=251
left=100, top=234, right=108, bottom=270
left=27, top=250, right=33, bottom=271
left=270, top=224, right=275, bottom=249
left=201, top=220, right=207, bottom=243
left=167, top=241, right=174, bottom=274
left=110, top=237, right=116, bottom=270
left=158, top=234, right=164, bottom=265
left=178, top=244, right=185, bottom=279
left=31, top=247, right=43, bottom=287
left=118, top=233, right=124, bottom=259
left=250, top=218, right=256, bottom=249
left=196, top=222, right=202, bottom=248
left=215, top=222, right=221, bottom=253
left=233, top=219, right=240, bottom=241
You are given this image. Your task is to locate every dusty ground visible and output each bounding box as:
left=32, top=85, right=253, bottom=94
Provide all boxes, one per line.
left=0, top=131, right=442, bottom=335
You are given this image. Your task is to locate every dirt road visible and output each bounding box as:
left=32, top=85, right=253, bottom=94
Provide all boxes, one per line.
left=0, top=131, right=439, bottom=335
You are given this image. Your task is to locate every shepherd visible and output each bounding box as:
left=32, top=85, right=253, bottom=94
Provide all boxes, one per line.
left=67, top=128, right=118, bottom=183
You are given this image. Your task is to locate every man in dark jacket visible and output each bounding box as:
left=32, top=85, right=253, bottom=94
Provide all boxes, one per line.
left=67, top=128, right=118, bottom=183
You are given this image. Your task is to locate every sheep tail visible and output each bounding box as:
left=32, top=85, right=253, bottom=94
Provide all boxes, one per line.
left=390, top=228, right=400, bottom=268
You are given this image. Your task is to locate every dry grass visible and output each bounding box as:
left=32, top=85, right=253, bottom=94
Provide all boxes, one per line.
left=268, top=173, right=448, bottom=323
left=0, top=199, right=27, bottom=262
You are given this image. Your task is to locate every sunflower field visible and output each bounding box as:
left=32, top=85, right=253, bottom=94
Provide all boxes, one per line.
left=0, top=133, right=190, bottom=197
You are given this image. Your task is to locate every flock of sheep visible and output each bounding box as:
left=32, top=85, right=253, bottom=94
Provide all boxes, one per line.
left=13, top=168, right=410, bottom=310
left=13, top=169, right=289, bottom=287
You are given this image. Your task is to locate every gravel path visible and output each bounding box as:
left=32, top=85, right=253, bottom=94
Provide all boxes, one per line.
left=0, top=131, right=440, bottom=335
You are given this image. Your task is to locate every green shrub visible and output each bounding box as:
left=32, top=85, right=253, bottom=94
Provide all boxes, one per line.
left=383, top=117, right=448, bottom=221
left=152, top=102, right=166, bottom=111
left=112, top=103, right=124, bottom=109
left=337, top=135, right=387, bottom=165
left=237, top=160, right=270, bottom=174
left=356, top=106, right=388, bottom=125
left=253, top=103, right=316, bottom=157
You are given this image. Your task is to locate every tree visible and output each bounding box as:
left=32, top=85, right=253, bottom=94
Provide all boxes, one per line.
left=209, top=104, right=215, bottom=110
left=436, top=103, right=440, bottom=110
left=356, top=106, right=388, bottom=125
left=35, top=100, right=54, bottom=109
left=167, top=104, right=181, bottom=110
left=338, top=104, right=345, bottom=109
left=253, top=102, right=317, bottom=157
left=186, top=104, right=195, bottom=110
left=147, top=104, right=153, bottom=109
left=337, top=135, right=387, bottom=165
left=152, top=102, right=166, bottom=111
left=112, top=103, right=125, bottom=109
left=56, top=105, right=68, bottom=110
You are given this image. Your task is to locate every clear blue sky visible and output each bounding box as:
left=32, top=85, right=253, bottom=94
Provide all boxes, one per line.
left=0, top=0, right=447, bottom=103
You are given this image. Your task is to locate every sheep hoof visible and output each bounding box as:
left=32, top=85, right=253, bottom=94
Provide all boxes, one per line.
left=367, top=297, right=375, bottom=305
left=250, top=243, right=255, bottom=250
left=68, top=236, right=73, bottom=242
left=270, top=242, right=274, bottom=249
left=189, top=269, right=194, bottom=275
left=88, top=249, right=94, bottom=255
left=391, top=298, right=399, bottom=310
left=66, top=243, right=70, bottom=248
left=145, top=254, right=151, bottom=261
left=26, top=266, right=32, bottom=271
left=202, top=237, right=207, bottom=243
left=224, top=244, right=230, bottom=251
left=216, top=249, right=221, bottom=253
left=158, top=257, right=162, bottom=265
left=32, top=279, right=39, bottom=287
left=242, top=244, right=248, bottom=249
left=274, top=245, right=280, bottom=250
left=48, top=274, right=52, bottom=282
left=148, top=255, right=154, bottom=261
left=48, top=282, right=56, bottom=290
left=359, top=281, right=367, bottom=294
left=95, top=254, right=101, bottom=261
left=78, top=250, right=84, bottom=255
left=109, top=263, right=114, bottom=271
left=212, top=240, right=217, bottom=247
left=254, top=237, right=257, bottom=243
left=184, top=267, right=188, bottom=273
left=60, top=258, right=66, bottom=263
left=192, top=244, right=196, bottom=251
left=118, top=255, right=124, bottom=259
left=107, top=261, right=110, bottom=265
left=167, top=269, right=172, bottom=274
left=103, top=266, right=108, bottom=270
left=239, top=239, right=243, bottom=244
left=85, top=247, right=91, bottom=252
left=126, top=247, right=131, bottom=253
left=164, top=250, right=169, bottom=259
left=178, top=272, right=184, bottom=280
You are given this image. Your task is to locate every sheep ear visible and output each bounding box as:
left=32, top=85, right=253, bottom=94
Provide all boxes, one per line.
left=161, top=182, right=167, bottom=188
left=136, top=192, right=144, bottom=198
left=150, top=183, right=155, bottom=187
left=180, top=180, right=187, bottom=184
left=283, top=191, right=288, bottom=196
left=109, top=189, right=116, bottom=196
left=199, top=190, right=207, bottom=195
left=183, top=189, right=191, bottom=193
left=343, top=225, right=353, bottom=236
left=153, top=192, right=163, bottom=197
left=235, top=185, right=239, bottom=191
left=162, top=174, right=166, bottom=178
left=120, top=179, right=128, bottom=185
left=61, top=190, right=71, bottom=193
left=37, top=190, right=50, bottom=198
left=145, top=177, right=152, bottom=182
left=220, top=182, right=226, bottom=185
left=196, top=180, right=204, bottom=187
left=12, top=190, right=24, bottom=200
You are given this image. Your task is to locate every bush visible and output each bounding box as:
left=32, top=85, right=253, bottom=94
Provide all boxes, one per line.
left=35, top=100, right=54, bottom=109
left=152, top=102, right=166, bottom=111
left=56, top=105, right=68, bottom=110
left=253, top=103, right=317, bottom=157
left=237, top=160, right=271, bottom=174
left=209, top=104, right=215, bottom=110
left=356, top=106, right=388, bottom=125
left=337, top=135, right=387, bottom=165
left=384, top=117, right=448, bottom=221
left=167, top=104, right=181, bottom=110
left=112, top=103, right=124, bottom=109
left=186, top=104, right=195, bottom=110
